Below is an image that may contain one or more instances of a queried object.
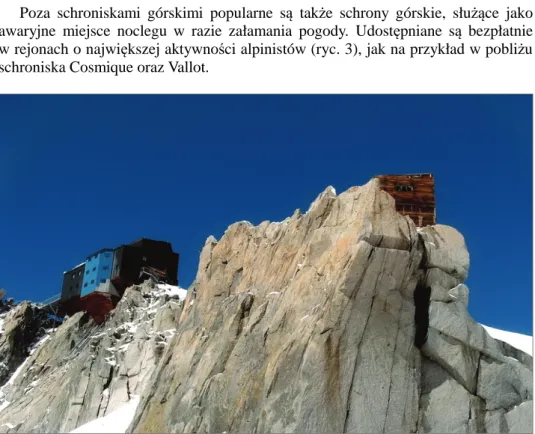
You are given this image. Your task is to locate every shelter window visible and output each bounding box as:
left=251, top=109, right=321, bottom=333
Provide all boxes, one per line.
left=395, top=184, right=414, bottom=192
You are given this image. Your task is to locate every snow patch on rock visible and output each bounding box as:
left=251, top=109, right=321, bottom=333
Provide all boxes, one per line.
left=482, top=324, right=533, bottom=356
left=70, top=395, right=140, bottom=433
left=155, top=284, right=188, bottom=300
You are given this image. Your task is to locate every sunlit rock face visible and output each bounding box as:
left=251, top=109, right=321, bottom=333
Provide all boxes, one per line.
left=129, top=180, right=531, bottom=433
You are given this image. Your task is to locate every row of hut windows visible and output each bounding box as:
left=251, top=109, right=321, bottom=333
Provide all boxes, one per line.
left=395, top=184, right=414, bottom=192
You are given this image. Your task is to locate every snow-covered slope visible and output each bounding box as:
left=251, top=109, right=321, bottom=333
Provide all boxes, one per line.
left=70, top=396, right=140, bottom=433
left=482, top=324, right=533, bottom=356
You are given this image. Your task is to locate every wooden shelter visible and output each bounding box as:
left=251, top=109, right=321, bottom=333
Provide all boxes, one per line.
left=375, top=173, right=436, bottom=227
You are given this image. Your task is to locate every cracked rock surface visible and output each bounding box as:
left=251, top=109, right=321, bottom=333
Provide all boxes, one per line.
left=0, top=302, right=50, bottom=388
left=129, top=180, right=531, bottom=433
left=0, top=179, right=531, bottom=433
left=0, top=283, right=182, bottom=433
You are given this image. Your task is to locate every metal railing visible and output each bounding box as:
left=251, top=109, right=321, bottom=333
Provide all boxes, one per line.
left=39, top=293, right=61, bottom=307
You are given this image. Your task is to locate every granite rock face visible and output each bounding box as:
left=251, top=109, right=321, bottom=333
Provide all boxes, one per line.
left=0, top=179, right=532, bottom=433
left=0, top=283, right=183, bottom=433
left=129, top=180, right=531, bottom=433
left=0, top=302, right=49, bottom=387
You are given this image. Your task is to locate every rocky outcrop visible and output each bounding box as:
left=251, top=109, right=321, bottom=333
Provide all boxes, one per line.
left=417, top=225, right=532, bottom=433
left=0, top=179, right=531, bottom=433
left=0, top=291, right=15, bottom=316
left=127, top=179, right=531, bottom=433
left=0, top=283, right=183, bottom=433
left=0, top=302, right=50, bottom=387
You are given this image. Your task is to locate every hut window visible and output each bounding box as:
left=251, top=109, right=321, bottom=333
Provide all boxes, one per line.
left=395, top=184, right=414, bottom=192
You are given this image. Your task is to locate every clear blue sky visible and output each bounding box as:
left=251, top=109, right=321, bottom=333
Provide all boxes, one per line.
left=0, top=95, right=531, bottom=335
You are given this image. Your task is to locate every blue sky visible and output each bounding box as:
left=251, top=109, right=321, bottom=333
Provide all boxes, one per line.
left=0, top=95, right=531, bottom=335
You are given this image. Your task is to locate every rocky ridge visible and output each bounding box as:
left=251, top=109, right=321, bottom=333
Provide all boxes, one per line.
left=0, top=284, right=183, bottom=432
left=0, top=179, right=532, bottom=433
left=0, top=299, right=52, bottom=389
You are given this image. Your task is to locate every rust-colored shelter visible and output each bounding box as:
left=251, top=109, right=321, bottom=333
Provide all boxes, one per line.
left=375, top=173, right=436, bottom=227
